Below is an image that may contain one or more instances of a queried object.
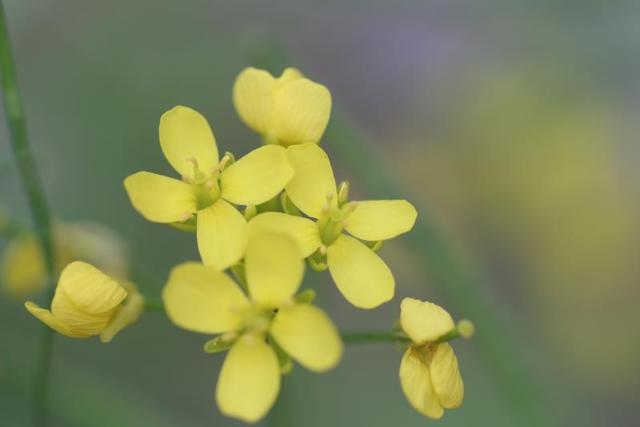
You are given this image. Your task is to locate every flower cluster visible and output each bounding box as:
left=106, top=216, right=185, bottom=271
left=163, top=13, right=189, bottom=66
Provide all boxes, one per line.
left=21, top=66, right=473, bottom=423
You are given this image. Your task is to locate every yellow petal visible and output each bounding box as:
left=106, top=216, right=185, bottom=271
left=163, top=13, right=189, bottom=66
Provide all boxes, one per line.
left=100, top=282, right=145, bottom=343
left=56, top=261, right=127, bottom=315
left=220, top=145, right=293, bottom=206
left=245, top=231, right=304, bottom=308
left=430, top=343, right=464, bottom=408
left=197, top=201, right=247, bottom=270
left=233, top=67, right=276, bottom=135
left=345, top=200, right=417, bottom=241
left=270, top=303, right=342, bottom=372
left=159, top=106, right=219, bottom=180
left=273, top=78, right=331, bottom=145
left=399, top=347, right=444, bottom=419
left=24, top=301, right=88, bottom=338
left=248, top=212, right=321, bottom=258
left=1, top=235, right=47, bottom=298
left=286, top=143, right=337, bottom=218
left=124, top=171, right=197, bottom=223
left=326, top=234, right=394, bottom=309
left=162, top=262, right=249, bottom=334
left=400, top=298, right=455, bottom=344
left=50, top=291, right=114, bottom=335
left=216, top=335, right=280, bottom=423
left=276, top=67, right=303, bottom=85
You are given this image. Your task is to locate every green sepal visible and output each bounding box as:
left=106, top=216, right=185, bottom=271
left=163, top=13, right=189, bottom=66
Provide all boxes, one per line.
left=203, top=335, right=235, bottom=353
left=294, top=288, right=316, bottom=304
left=281, top=192, right=302, bottom=216
left=170, top=216, right=197, bottom=233
left=366, top=240, right=384, bottom=252
left=307, top=256, right=328, bottom=272
left=229, top=262, right=248, bottom=291
left=270, top=339, right=293, bottom=375
left=244, top=205, right=258, bottom=220
left=256, top=193, right=283, bottom=213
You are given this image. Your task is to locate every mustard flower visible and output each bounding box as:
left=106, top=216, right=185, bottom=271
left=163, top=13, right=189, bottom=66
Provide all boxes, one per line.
left=124, top=106, right=294, bottom=270
left=399, top=297, right=471, bottom=419
left=162, top=232, right=342, bottom=423
left=233, top=67, right=331, bottom=146
left=25, top=261, right=144, bottom=343
left=249, top=143, right=417, bottom=308
left=1, top=222, right=129, bottom=299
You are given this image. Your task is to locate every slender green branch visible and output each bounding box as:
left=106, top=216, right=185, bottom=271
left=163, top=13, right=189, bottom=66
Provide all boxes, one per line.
left=341, top=331, right=407, bottom=344
left=142, top=295, right=411, bottom=346
left=0, top=3, right=57, bottom=426
left=144, top=296, right=164, bottom=312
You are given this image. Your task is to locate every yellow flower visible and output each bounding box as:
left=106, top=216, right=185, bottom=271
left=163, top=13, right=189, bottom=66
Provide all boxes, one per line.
left=25, top=261, right=143, bottom=342
left=1, top=222, right=129, bottom=299
left=249, top=143, right=417, bottom=308
left=233, top=67, right=331, bottom=146
left=162, top=232, right=342, bottom=423
left=399, top=297, right=465, bottom=419
left=124, top=105, right=294, bottom=270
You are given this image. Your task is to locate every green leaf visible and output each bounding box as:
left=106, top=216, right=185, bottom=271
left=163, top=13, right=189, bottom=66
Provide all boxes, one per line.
left=203, top=335, right=234, bottom=353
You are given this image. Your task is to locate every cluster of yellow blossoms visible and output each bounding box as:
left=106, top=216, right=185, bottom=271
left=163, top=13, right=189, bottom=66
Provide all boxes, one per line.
left=17, top=66, right=473, bottom=423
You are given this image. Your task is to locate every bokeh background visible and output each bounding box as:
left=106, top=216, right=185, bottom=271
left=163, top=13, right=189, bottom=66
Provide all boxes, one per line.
left=2, top=1, right=639, bottom=426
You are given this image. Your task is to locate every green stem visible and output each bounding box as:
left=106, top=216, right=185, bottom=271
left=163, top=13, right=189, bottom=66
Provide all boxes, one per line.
left=341, top=331, right=406, bottom=344
left=143, top=297, right=164, bottom=312
left=0, top=3, right=56, bottom=426
left=141, top=297, right=412, bottom=346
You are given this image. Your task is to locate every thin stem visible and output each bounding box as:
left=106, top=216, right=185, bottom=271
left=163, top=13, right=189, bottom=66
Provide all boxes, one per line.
left=144, top=296, right=164, bottom=312
left=341, top=331, right=407, bottom=344
left=0, top=3, right=56, bottom=426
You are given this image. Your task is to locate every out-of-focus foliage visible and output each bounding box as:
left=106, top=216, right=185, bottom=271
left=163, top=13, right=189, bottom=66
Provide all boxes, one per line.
left=397, top=71, right=640, bottom=393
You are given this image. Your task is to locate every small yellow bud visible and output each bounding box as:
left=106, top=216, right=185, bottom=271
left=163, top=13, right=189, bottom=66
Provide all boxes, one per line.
left=457, top=319, right=475, bottom=339
left=337, top=181, right=350, bottom=205
left=100, top=281, right=145, bottom=343
left=233, top=66, right=331, bottom=146
left=25, top=261, right=140, bottom=341
left=399, top=298, right=466, bottom=419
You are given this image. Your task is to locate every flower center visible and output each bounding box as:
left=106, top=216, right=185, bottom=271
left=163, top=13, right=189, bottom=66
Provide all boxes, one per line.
left=317, top=193, right=357, bottom=246
left=239, top=305, right=276, bottom=335
left=193, top=180, right=221, bottom=210
left=183, top=156, right=228, bottom=210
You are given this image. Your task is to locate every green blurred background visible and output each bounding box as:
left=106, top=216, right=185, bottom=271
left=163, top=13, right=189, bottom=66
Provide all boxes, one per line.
left=1, top=1, right=639, bottom=426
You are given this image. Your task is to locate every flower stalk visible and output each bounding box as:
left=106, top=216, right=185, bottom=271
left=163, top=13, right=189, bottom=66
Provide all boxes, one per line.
left=0, top=2, right=57, bottom=426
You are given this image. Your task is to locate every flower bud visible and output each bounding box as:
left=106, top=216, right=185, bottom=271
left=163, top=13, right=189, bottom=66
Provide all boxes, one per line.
left=25, top=261, right=141, bottom=341
left=398, top=297, right=466, bottom=419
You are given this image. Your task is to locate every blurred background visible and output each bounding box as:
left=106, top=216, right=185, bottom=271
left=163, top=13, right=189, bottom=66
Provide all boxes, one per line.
left=1, top=1, right=639, bottom=426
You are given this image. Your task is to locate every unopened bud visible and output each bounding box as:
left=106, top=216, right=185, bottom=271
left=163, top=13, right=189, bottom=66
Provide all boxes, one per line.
left=338, top=181, right=350, bottom=205
left=457, top=319, right=475, bottom=339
